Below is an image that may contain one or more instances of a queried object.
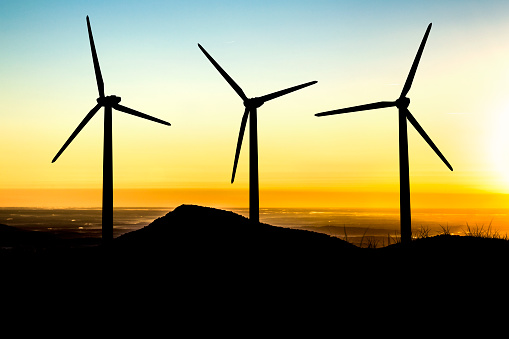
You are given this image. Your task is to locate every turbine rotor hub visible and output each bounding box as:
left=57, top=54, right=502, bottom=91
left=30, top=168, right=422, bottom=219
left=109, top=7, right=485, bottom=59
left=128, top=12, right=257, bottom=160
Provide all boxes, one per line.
left=97, top=95, right=121, bottom=106
left=395, top=97, right=410, bottom=109
left=244, top=98, right=263, bottom=109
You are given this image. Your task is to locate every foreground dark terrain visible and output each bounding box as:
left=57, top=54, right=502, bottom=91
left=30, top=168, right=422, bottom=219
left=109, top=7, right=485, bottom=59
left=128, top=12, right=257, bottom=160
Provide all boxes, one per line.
left=2, top=204, right=509, bottom=278
left=1, top=204, right=508, bottom=323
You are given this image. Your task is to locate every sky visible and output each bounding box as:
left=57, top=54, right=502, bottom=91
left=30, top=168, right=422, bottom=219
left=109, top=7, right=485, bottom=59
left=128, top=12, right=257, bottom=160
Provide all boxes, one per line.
left=2, top=0, right=509, bottom=208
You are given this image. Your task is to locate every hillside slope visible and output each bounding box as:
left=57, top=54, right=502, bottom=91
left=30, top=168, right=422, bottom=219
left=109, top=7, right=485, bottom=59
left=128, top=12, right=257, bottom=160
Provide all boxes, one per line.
left=112, top=204, right=360, bottom=271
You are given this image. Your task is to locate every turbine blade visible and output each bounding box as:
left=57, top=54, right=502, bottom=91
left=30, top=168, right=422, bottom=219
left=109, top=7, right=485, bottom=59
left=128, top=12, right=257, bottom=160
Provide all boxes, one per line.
left=52, top=103, right=102, bottom=163
left=315, top=101, right=395, bottom=117
left=197, top=43, right=248, bottom=101
left=87, top=16, right=105, bottom=98
left=231, top=108, right=249, bottom=183
left=400, top=23, right=432, bottom=98
left=114, top=104, right=171, bottom=126
left=404, top=108, right=453, bottom=171
left=258, top=81, right=317, bottom=103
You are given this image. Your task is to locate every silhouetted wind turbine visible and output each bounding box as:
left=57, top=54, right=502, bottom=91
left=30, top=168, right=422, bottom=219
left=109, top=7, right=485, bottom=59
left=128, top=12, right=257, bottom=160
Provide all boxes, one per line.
left=315, top=23, right=453, bottom=244
left=198, top=43, right=317, bottom=222
left=52, top=16, right=171, bottom=244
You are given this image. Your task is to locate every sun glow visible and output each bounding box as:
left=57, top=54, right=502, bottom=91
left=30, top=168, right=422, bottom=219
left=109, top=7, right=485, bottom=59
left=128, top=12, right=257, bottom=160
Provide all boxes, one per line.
left=489, top=108, right=509, bottom=193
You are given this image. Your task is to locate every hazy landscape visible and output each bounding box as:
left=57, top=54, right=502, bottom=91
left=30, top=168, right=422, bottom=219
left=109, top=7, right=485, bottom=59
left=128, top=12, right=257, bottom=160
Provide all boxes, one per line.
left=2, top=206, right=507, bottom=247
left=2, top=204, right=508, bottom=267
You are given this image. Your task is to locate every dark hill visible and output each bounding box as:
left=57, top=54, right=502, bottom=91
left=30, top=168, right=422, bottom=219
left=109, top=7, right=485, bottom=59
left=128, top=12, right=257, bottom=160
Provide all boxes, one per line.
left=114, top=204, right=357, bottom=250
left=3, top=205, right=509, bottom=280
left=380, top=233, right=509, bottom=280
left=111, top=204, right=360, bottom=274
left=113, top=205, right=509, bottom=271
left=0, top=223, right=61, bottom=249
left=100, top=206, right=509, bottom=319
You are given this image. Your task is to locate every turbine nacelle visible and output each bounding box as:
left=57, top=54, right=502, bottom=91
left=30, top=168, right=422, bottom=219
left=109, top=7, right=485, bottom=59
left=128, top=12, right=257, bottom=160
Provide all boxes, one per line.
left=244, top=97, right=264, bottom=109
left=395, top=97, right=410, bottom=109
left=97, top=95, right=121, bottom=106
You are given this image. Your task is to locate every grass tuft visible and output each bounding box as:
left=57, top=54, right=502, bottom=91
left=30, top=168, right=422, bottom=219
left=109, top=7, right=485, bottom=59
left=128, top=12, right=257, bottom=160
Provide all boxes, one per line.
left=462, top=221, right=508, bottom=239
left=337, top=221, right=508, bottom=248
left=416, top=225, right=432, bottom=239
left=359, top=227, right=371, bottom=248
left=439, top=224, right=452, bottom=236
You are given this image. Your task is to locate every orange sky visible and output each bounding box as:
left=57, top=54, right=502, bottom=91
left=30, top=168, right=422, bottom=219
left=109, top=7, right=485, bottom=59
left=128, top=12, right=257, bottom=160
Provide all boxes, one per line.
left=3, top=188, right=509, bottom=209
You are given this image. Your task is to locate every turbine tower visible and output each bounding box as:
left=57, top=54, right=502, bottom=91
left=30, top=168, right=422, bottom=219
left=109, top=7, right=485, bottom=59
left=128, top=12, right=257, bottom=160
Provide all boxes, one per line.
left=52, top=16, right=171, bottom=244
left=315, top=23, right=453, bottom=244
left=198, top=43, right=317, bottom=222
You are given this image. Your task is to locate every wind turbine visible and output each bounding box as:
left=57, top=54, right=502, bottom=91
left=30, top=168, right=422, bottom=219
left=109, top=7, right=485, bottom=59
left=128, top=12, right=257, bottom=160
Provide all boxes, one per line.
left=198, top=43, right=317, bottom=222
left=315, top=23, right=453, bottom=244
left=52, top=16, right=171, bottom=244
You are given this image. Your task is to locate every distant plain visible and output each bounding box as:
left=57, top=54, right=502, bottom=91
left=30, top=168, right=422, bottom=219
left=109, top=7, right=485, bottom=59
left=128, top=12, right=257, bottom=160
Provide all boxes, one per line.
left=2, top=206, right=507, bottom=247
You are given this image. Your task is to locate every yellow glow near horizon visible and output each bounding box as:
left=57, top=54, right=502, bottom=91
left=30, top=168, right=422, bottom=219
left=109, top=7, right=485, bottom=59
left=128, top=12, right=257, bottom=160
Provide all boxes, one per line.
left=2, top=188, right=509, bottom=209
left=488, top=104, right=509, bottom=193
